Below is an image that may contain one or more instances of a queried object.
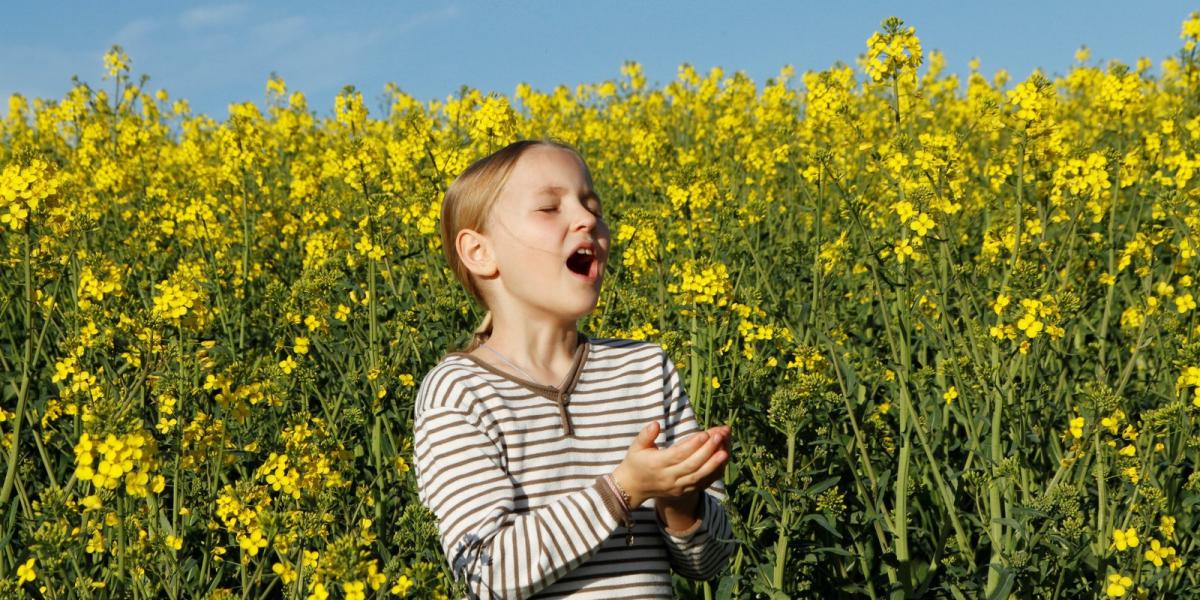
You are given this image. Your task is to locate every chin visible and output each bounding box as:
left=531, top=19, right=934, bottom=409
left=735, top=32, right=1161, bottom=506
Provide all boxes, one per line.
left=565, top=296, right=600, bottom=320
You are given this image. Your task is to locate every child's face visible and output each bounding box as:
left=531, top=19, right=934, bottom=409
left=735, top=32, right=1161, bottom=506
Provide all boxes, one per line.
left=486, top=145, right=610, bottom=322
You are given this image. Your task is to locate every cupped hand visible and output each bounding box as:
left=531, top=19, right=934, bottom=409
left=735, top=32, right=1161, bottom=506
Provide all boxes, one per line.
left=655, top=425, right=731, bottom=510
left=612, top=422, right=732, bottom=508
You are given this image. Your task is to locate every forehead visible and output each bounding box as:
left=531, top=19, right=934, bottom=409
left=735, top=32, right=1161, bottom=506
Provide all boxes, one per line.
left=501, top=146, right=591, bottom=197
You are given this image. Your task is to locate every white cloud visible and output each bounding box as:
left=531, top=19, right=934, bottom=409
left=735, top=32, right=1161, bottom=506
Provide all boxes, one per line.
left=179, top=3, right=249, bottom=30
left=395, top=4, right=461, bottom=33
left=253, top=15, right=311, bottom=50
left=111, top=18, right=158, bottom=45
left=1, top=1, right=467, bottom=117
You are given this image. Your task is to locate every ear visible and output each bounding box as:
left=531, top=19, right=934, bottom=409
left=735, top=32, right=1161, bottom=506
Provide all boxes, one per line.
left=456, top=228, right=498, bottom=277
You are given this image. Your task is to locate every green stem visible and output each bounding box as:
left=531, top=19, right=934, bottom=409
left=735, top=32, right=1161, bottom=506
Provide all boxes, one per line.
left=1, top=221, right=34, bottom=506
left=239, top=189, right=250, bottom=349
left=772, top=429, right=796, bottom=591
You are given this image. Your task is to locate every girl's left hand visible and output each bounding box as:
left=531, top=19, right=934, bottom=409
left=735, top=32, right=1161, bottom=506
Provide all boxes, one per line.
left=657, top=425, right=731, bottom=509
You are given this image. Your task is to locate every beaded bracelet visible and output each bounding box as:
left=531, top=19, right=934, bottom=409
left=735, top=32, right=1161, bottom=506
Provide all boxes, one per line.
left=602, top=473, right=635, bottom=546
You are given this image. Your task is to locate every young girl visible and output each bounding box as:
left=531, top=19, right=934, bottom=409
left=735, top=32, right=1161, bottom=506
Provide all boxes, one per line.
left=413, top=139, right=734, bottom=598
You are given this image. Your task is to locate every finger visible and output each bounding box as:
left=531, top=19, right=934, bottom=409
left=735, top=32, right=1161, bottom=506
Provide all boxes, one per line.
left=712, top=427, right=730, bottom=445
left=630, top=421, right=659, bottom=450
left=663, top=431, right=709, bottom=462
left=706, top=426, right=730, bottom=446
left=694, top=447, right=730, bottom=486
left=675, top=448, right=728, bottom=491
left=668, top=433, right=725, bottom=477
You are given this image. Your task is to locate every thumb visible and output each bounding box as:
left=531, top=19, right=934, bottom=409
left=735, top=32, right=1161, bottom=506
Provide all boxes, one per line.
left=631, top=421, right=659, bottom=449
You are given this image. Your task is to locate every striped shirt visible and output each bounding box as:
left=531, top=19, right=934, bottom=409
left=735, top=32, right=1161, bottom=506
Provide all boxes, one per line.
left=413, top=334, right=735, bottom=599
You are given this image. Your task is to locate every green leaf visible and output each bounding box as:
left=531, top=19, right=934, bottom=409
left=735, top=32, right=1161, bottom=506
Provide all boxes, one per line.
left=814, top=545, right=855, bottom=557
left=985, top=565, right=1015, bottom=600
left=715, top=575, right=737, bottom=600
left=991, top=517, right=1020, bottom=530
left=807, top=475, right=841, bottom=495
left=803, top=513, right=842, bottom=537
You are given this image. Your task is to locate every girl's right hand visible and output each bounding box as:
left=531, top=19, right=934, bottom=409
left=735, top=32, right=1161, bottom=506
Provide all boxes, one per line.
left=611, top=421, right=729, bottom=508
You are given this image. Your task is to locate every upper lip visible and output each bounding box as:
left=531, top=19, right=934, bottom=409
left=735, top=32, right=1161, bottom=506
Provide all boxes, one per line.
left=568, top=239, right=597, bottom=257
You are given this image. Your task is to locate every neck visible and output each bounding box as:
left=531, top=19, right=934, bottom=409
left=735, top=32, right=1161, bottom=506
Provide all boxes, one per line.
left=484, top=305, right=581, bottom=375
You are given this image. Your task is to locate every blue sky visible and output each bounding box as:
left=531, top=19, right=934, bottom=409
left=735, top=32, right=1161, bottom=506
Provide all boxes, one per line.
left=1, top=2, right=1195, bottom=119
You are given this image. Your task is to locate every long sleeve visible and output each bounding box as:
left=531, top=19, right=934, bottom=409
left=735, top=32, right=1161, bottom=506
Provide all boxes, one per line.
left=654, top=349, right=736, bottom=581
left=413, top=404, right=623, bottom=599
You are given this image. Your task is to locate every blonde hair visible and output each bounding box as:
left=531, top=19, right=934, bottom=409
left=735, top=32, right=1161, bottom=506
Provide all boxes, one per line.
left=440, top=138, right=593, bottom=352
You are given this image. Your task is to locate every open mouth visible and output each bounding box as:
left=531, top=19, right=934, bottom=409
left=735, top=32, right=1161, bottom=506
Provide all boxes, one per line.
left=566, top=247, right=597, bottom=278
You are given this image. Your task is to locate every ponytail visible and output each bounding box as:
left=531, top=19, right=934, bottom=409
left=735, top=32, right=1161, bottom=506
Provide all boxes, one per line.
left=462, top=310, right=493, bottom=352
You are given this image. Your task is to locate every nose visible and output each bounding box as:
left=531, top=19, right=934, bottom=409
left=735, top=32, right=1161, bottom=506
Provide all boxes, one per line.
left=569, top=199, right=599, bottom=231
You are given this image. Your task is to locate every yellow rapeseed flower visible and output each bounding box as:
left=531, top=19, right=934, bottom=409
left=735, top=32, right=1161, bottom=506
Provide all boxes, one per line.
left=272, top=562, right=297, bottom=584
left=1015, top=311, right=1044, bottom=339
left=1105, top=573, right=1132, bottom=597
left=1069, top=416, right=1085, bottom=439
left=943, top=386, right=957, bottom=404
left=1183, top=11, right=1200, bottom=51
left=1123, top=466, right=1140, bottom=484
left=863, top=17, right=923, bottom=83
left=367, top=560, right=387, bottom=590
left=391, top=575, right=414, bottom=596
left=909, top=212, right=935, bottom=236
left=893, top=200, right=916, bottom=222
left=81, top=494, right=102, bottom=511
left=1118, top=424, right=1137, bottom=444
left=1112, top=527, right=1138, bottom=551
left=1100, top=411, right=1122, bottom=434
left=344, top=580, right=366, bottom=600
left=103, top=46, right=129, bottom=78
left=1176, top=293, right=1196, bottom=313
left=993, top=294, right=1010, bottom=315
left=279, top=356, right=297, bottom=375
left=308, top=581, right=329, bottom=600
left=16, top=557, right=36, bottom=584
left=1144, top=538, right=1176, bottom=568
left=1160, top=515, right=1176, bottom=539
left=893, top=238, right=918, bottom=263
left=305, top=314, right=322, bottom=331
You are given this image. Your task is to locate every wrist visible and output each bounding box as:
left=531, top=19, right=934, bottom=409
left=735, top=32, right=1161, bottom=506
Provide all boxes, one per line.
left=611, top=465, right=644, bottom=509
left=656, top=490, right=701, bottom=515
left=656, top=491, right=702, bottom=534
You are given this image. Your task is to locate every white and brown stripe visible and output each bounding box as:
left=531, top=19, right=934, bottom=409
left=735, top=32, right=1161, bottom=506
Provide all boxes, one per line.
left=413, top=335, right=734, bottom=599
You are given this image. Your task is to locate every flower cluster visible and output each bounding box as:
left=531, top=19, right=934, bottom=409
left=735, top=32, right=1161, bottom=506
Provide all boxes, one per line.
left=1176, top=366, right=1200, bottom=407
left=0, top=158, right=62, bottom=231
left=667, top=259, right=732, bottom=307
left=1051, top=151, right=1111, bottom=222
left=76, top=264, right=124, bottom=310
left=255, top=417, right=353, bottom=501
left=615, top=217, right=661, bottom=280
left=152, top=280, right=202, bottom=322
left=73, top=430, right=166, bottom=497
left=989, top=294, right=1067, bottom=353
left=215, top=483, right=272, bottom=558
left=863, top=17, right=923, bottom=83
